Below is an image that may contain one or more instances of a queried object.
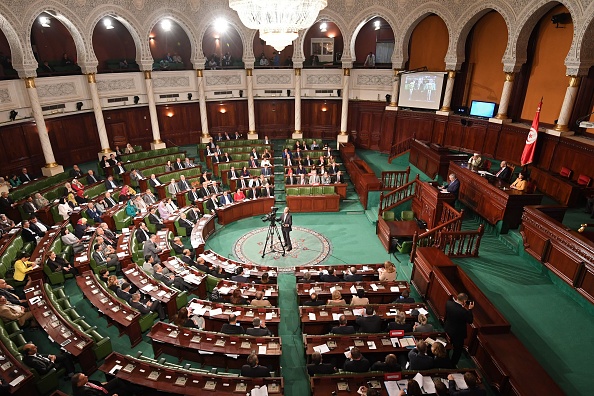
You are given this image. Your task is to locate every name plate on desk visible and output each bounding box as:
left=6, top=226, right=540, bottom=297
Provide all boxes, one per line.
left=204, top=381, right=217, bottom=390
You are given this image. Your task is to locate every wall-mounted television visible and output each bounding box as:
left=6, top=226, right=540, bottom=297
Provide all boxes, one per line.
left=398, top=72, right=446, bottom=110
left=469, top=100, right=496, bottom=118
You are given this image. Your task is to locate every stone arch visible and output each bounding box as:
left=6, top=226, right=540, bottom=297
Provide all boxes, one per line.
left=398, top=4, right=454, bottom=69
left=348, top=5, right=399, bottom=64
left=574, top=2, right=594, bottom=73
left=144, top=9, right=200, bottom=69
left=447, top=3, right=514, bottom=70
left=23, top=1, right=89, bottom=72
left=0, top=12, right=28, bottom=76
left=196, top=9, right=250, bottom=67
left=297, top=8, right=349, bottom=63
left=84, top=5, right=149, bottom=71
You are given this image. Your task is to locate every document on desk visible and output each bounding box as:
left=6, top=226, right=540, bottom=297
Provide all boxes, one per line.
left=313, top=343, right=330, bottom=354
left=209, top=308, right=223, bottom=316
left=258, top=345, right=267, bottom=355
left=265, top=312, right=273, bottom=320
left=332, top=313, right=341, bottom=321
left=308, top=313, right=316, bottom=321
left=264, top=289, right=272, bottom=297
left=418, top=308, right=429, bottom=315
left=218, top=286, right=231, bottom=295
left=251, top=385, right=269, bottom=396
left=350, top=285, right=357, bottom=294
left=370, top=284, right=379, bottom=291
left=352, top=308, right=365, bottom=316
left=451, top=373, right=468, bottom=389
left=413, top=373, right=424, bottom=389
left=329, top=286, right=336, bottom=294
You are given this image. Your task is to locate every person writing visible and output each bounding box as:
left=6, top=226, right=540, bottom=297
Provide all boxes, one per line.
left=439, top=173, right=460, bottom=197
left=510, top=172, right=527, bottom=191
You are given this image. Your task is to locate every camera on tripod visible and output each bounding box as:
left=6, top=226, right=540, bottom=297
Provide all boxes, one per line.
left=261, top=207, right=279, bottom=224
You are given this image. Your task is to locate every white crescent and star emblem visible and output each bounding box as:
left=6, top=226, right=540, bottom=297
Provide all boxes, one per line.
left=526, top=128, right=537, bottom=144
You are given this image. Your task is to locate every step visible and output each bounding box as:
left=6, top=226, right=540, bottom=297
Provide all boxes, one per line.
left=364, top=208, right=379, bottom=225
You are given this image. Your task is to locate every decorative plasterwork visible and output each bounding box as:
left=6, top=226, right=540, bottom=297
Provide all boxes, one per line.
left=205, top=74, right=242, bottom=86
left=96, top=78, right=136, bottom=92
left=36, top=82, right=76, bottom=98
left=153, top=76, right=191, bottom=88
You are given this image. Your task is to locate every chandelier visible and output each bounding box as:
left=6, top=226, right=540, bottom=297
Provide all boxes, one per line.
left=229, top=0, right=327, bottom=51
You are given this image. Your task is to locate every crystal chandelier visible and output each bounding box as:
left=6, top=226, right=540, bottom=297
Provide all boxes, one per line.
left=229, top=0, right=327, bottom=51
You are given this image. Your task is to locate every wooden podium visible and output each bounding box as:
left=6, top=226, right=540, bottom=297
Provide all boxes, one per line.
left=412, top=181, right=456, bottom=229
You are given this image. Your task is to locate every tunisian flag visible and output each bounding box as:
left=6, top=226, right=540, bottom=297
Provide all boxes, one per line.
left=520, top=99, right=542, bottom=166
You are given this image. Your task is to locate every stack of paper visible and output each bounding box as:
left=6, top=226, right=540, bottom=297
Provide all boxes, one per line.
left=313, top=344, right=330, bottom=354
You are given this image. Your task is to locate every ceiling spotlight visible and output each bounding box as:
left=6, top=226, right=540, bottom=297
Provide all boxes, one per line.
left=9, top=110, right=18, bottom=121
left=103, top=18, right=114, bottom=30
left=39, top=16, right=50, bottom=28
left=214, top=18, right=227, bottom=33
left=374, top=20, right=381, bottom=30
left=320, top=22, right=327, bottom=32
left=161, top=19, right=172, bottom=32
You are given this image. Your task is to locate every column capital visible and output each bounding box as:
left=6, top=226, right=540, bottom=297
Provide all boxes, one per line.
left=196, top=69, right=204, bottom=78
left=447, top=70, right=456, bottom=79
left=86, top=73, right=97, bottom=84
left=144, top=71, right=152, bottom=80
left=246, top=68, right=253, bottom=76
left=504, top=72, right=515, bottom=82
left=343, top=68, right=350, bottom=76
left=294, top=68, right=301, bottom=76
left=24, top=77, right=35, bottom=88
left=568, top=75, right=581, bottom=87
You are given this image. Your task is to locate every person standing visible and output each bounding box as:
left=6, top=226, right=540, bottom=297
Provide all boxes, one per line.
left=281, top=207, right=292, bottom=251
left=444, top=293, right=474, bottom=366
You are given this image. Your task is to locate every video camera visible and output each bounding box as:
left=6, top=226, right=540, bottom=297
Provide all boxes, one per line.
left=261, top=206, right=279, bottom=225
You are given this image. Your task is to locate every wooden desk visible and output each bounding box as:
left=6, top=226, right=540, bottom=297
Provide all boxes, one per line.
left=450, top=162, right=543, bottom=233
left=99, top=353, right=284, bottom=395
left=529, top=166, right=591, bottom=206
left=162, top=256, right=207, bottom=299
left=216, top=197, right=275, bottom=225
left=216, top=280, right=279, bottom=306
left=76, top=271, right=143, bottom=347
left=123, top=263, right=179, bottom=319
left=309, top=370, right=482, bottom=396
left=286, top=193, right=340, bottom=212
left=147, top=322, right=281, bottom=370
left=228, top=176, right=275, bottom=192
left=284, top=183, right=347, bottom=199
left=198, top=250, right=278, bottom=281
left=25, top=281, right=96, bottom=373
left=520, top=205, right=594, bottom=304
left=412, top=180, right=456, bottom=229
left=343, top=157, right=381, bottom=209
left=409, top=139, right=468, bottom=180
left=190, top=214, right=216, bottom=255
left=410, top=247, right=456, bottom=297
left=295, top=264, right=384, bottom=282
left=29, top=224, right=69, bottom=282
left=0, top=335, right=36, bottom=395
left=296, top=281, right=410, bottom=305
left=187, top=298, right=280, bottom=334
left=73, top=232, right=96, bottom=274
left=299, top=303, right=424, bottom=335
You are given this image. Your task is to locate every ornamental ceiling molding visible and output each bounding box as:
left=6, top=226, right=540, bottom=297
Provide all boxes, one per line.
left=96, top=78, right=136, bottom=92
left=205, top=74, right=242, bottom=86
left=153, top=76, right=191, bottom=89
left=254, top=73, right=292, bottom=87
left=36, top=82, right=77, bottom=98
left=354, top=74, right=393, bottom=88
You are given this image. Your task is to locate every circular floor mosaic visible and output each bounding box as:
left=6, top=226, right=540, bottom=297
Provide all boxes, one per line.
left=233, top=226, right=332, bottom=268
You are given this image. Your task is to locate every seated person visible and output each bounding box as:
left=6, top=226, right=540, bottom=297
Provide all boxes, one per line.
left=231, top=267, right=249, bottom=283
left=319, top=267, right=340, bottom=282
left=71, top=372, right=131, bottom=396
left=413, top=313, right=434, bottom=332
left=370, top=353, right=402, bottom=372
left=255, top=272, right=275, bottom=285
left=229, top=288, right=248, bottom=305
left=448, top=372, right=486, bottom=396
left=408, top=340, right=434, bottom=370
left=356, top=306, right=382, bottom=333
left=129, top=292, right=166, bottom=321
left=378, top=261, right=397, bottom=281
left=303, top=292, right=325, bottom=306
left=393, top=290, right=415, bottom=303
left=245, top=317, right=273, bottom=336
left=0, top=296, right=36, bottom=327
left=153, top=263, right=191, bottom=292
left=327, top=290, right=346, bottom=305
left=343, top=267, right=363, bottom=282
left=172, top=307, right=198, bottom=329
left=432, top=342, right=454, bottom=369
left=241, top=353, right=270, bottom=378
left=495, top=160, right=512, bottom=180
left=330, top=314, right=355, bottom=335
left=439, top=173, right=460, bottom=196
left=350, top=289, right=369, bottom=306
left=307, top=352, right=336, bottom=375
left=386, top=312, right=413, bottom=332
left=22, top=342, right=75, bottom=379
left=220, top=314, right=244, bottom=334
left=46, top=251, right=77, bottom=276
left=250, top=291, right=272, bottom=307
left=467, top=153, right=483, bottom=169
left=343, top=347, right=370, bottom=373
left=510, top=172, right=527, bottom=191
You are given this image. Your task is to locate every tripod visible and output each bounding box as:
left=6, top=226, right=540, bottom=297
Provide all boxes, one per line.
left=262, top=220, right=285, bottom=258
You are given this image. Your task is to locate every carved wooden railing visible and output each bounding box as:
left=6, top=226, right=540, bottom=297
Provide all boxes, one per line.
left=434, top=224, right=485, bottom=257
left=378, top=176, right=419, bottom=216
left=410, top=205, right=464, bottom=261
left=388, top=135, right=415, bottom=163
left=380, top=167, right=410, bottom=190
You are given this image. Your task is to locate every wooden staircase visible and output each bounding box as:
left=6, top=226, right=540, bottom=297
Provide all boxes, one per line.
left=388, top=135, right=415, bottom=163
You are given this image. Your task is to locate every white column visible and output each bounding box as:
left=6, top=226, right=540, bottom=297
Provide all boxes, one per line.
left=552, top=76, right=581, bottom=134
left=337, top=68, right=350, bottom=147
left=196, top=69, right=211, bottom=143
left=143, top=71, right=166, bottom=149
left=246, top=68, right=257, bottom=140
left=86, top=73, right=113, bottom=159
left=437, top=70, right=456, bottom=115
left=293, top=68, right=303, bottom=139
left=386, top=69, right=400, bottom=111
left=24, top=77, right=64, bottom=176
left=490, top=72, right=514, bottom=124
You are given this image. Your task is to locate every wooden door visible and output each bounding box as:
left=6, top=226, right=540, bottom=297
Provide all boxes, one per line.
left=106, top=122, right=128, bottom=147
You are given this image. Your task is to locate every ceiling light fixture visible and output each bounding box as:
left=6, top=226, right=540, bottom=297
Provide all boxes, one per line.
left=161, top=19, right=172, bottom=32
left=229, top=0, right=327, bottom=51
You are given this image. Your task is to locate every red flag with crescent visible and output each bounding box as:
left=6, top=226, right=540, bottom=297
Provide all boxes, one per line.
left=521, top=100, right=542, bottom=166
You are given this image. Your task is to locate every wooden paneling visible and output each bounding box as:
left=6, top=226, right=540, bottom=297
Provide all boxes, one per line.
left=104, top=107, right=152, bottom=150
left=206, top=100, right=249, bottom=135
left=254, top=99, right=294, bottom=139
left=156, top=103, right=202, bottom=146
left=302, top=99, right=341, bottom=140
left=0, top=123, right=44, bottom=176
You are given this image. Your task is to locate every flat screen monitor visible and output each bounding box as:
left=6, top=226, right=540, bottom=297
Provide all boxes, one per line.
left=397, top=72, right=446, bottom=110
left=469, top=100, right=496, bottom=118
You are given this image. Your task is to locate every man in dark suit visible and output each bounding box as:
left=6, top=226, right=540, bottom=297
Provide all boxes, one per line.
left=444, top=293, right=474, bottom=366
left=307, top=352, right=336, bottom=375
left=343, top=347, right=370, bottom=373
left=174, top=158, right=185, bottom=170
left=249, top=156, right=259, bottom=168
left=19, top=168, right=34, bottom=183
left=228, top=167, right=239, bottom=180
left=148, top=208, right=166, bottom=231
left=21, top=220, right=38, bottom=245
left=231, top=267, right=249, bottom=283
left=104, top=176, right=118, bottom=190
left=408, top=340, right=434, bottom=370
left=240, top=353, right=270, bottom=377
left=205, top=194, right=220, bottom=214
left=71, top=372, right=128, bottom=396
left=281, top=207, right=292, bottom=251
left=22, top=196, right=37, bottom=218
left=116, top=282, right=133, bottom=303
left=334, top=170, right=344, bottom=184
left=114, top=162, right=126, bottom=177
left=187, top=187, right=201, bottom=205
left=153, top=263, right=190, bottom=291
left=148, top=174, right=163, bottom=189
left=247, top=187, right=260, bottom=199
left=177, top=175, right=191, bottom=191
left=178, top=213, right=194, bottom=235
left=0, top=192, right=15, bottom=214
left=103, top=192, right=117, bottom=208
left=22, top=343, right=75, bottom=379
left=320, top=267, right=340, bottom=282
left=343, top=267, right=363, bottom=282
left=86, top=170, right=100, bottom=184
left=440, top=173, right=460, bottom=197
left=245, top=317, right=273, bottom=336
left=170, top=236, right=185, bottom=256
left=393, top=290, right=415, bottom=303
left=221, top=314, right=245, bottom=334
left=187, top=206, right=202, bottom=222
left=261, top=183, right=274, bottom=198
left=129, top=292, right=166, bottom=320
left=92, top=244, right=120, bottom=272
left=218, top=191, right=234, bottom=206
left=494, top=161, right=512, bottom=180
left=135, top=222, right=151, bottom=243
left=370, top=353, right=402, bottom=372
left=70, top=165, right=84, bottom=178
left=355, top=307, right=382, bottom=333
left=303, top=292, right=325, bottom=306
left=330, top=315, right=356, bottom=334
left=85, top=203, right=102, bottom=223
left=447, top=372, right=486, bottom=396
